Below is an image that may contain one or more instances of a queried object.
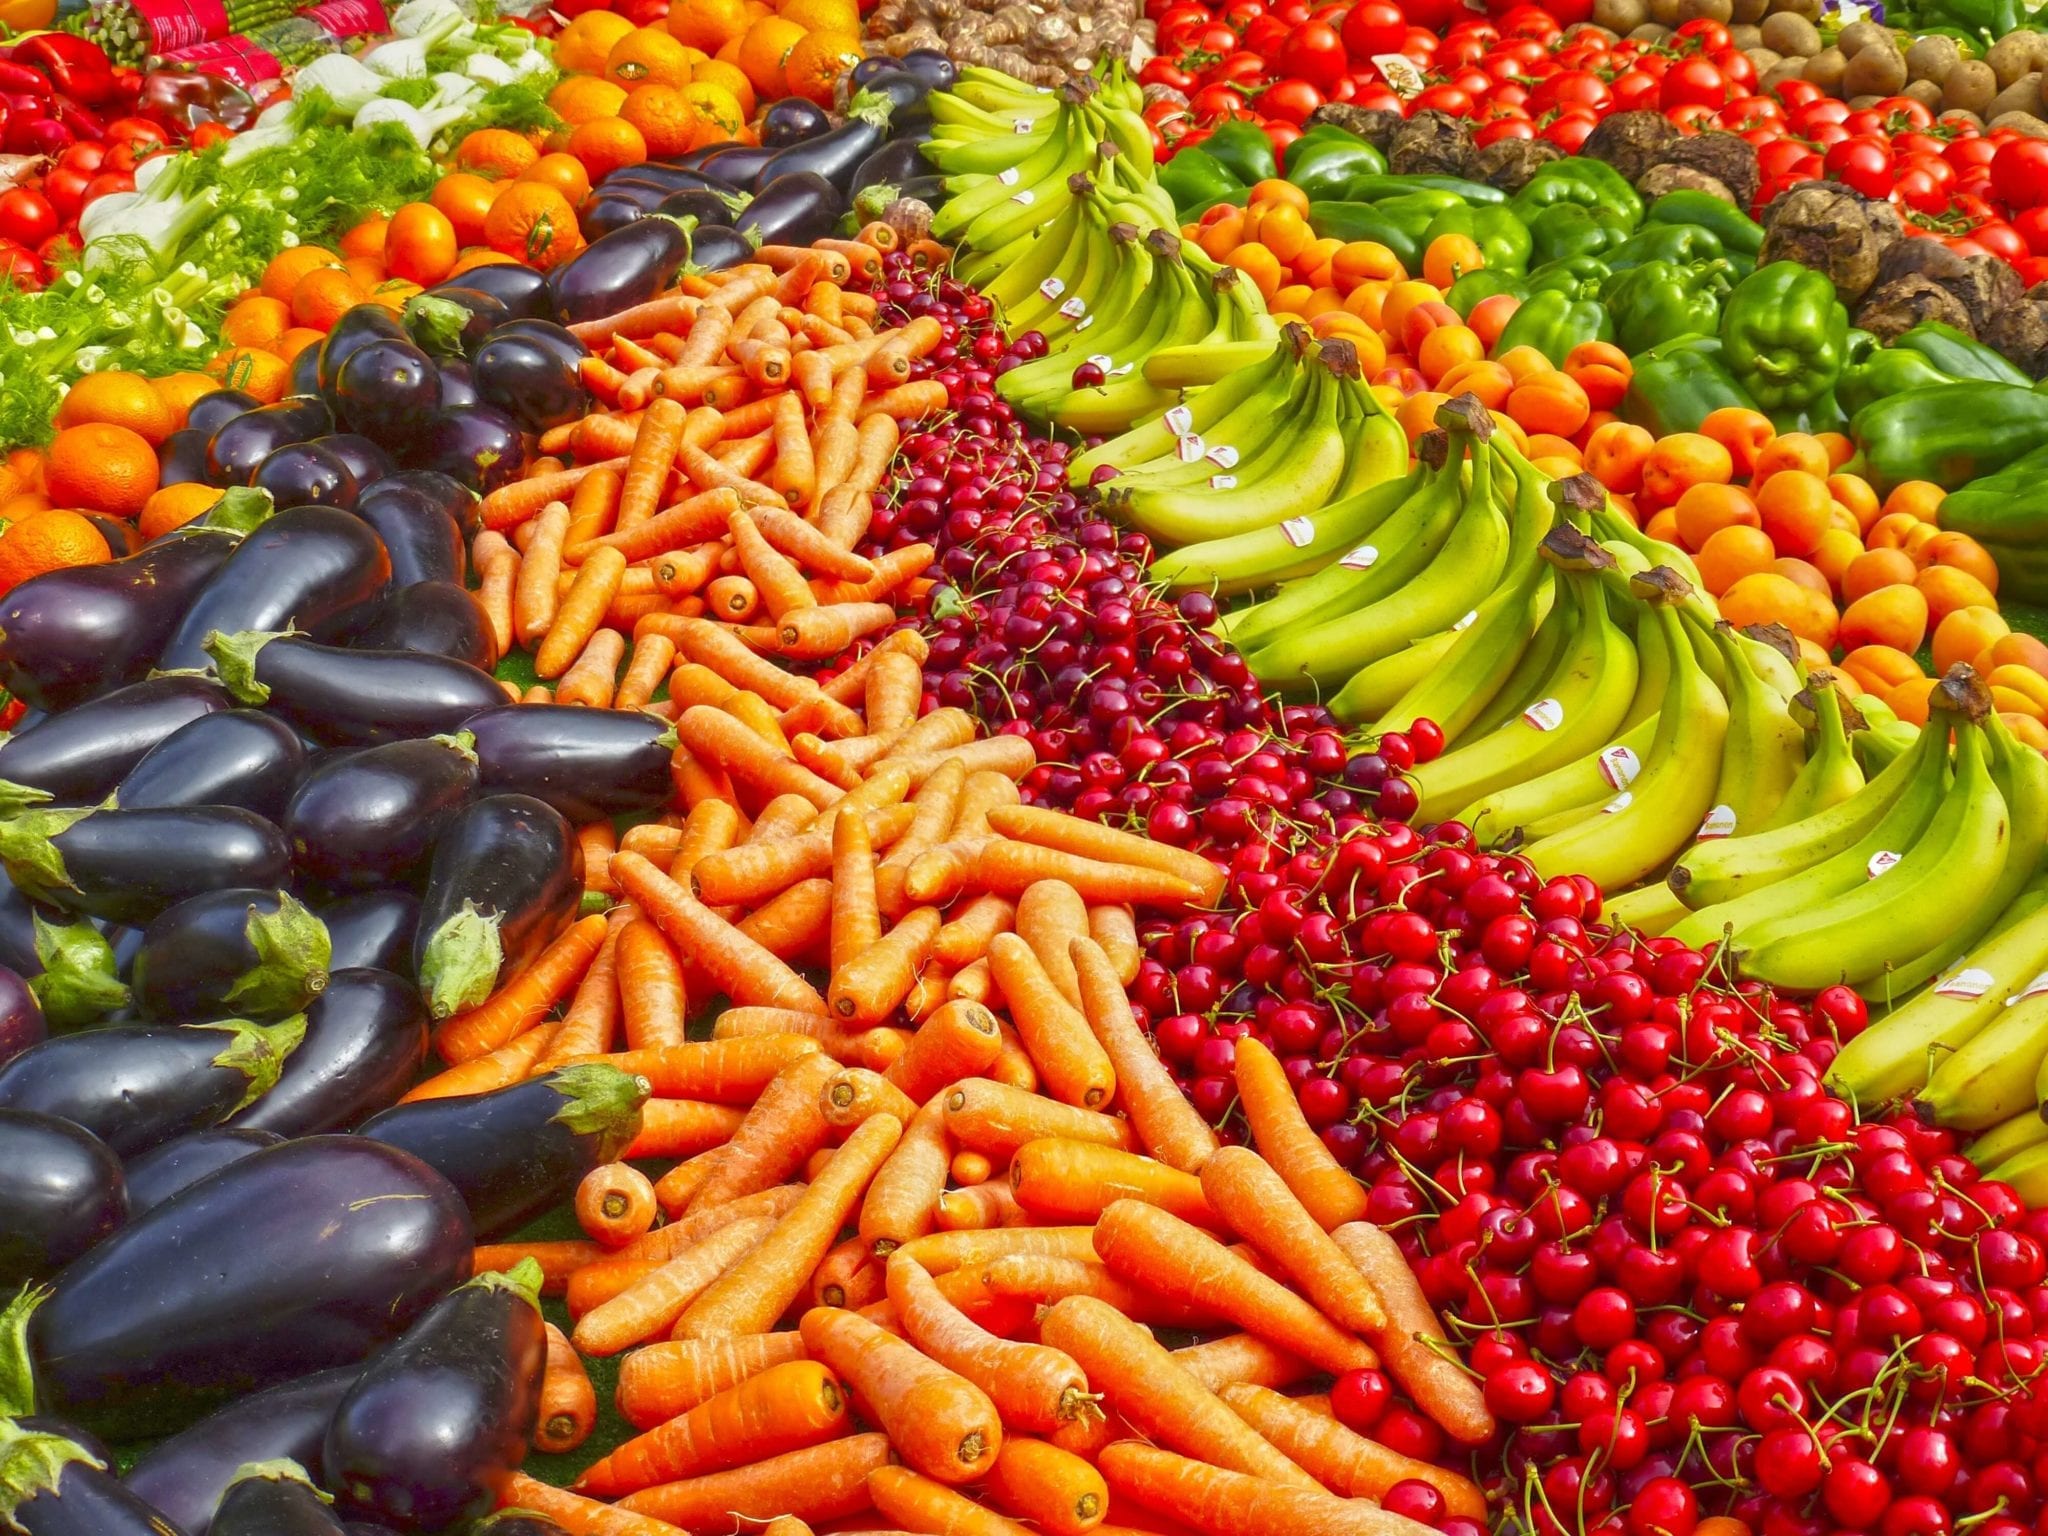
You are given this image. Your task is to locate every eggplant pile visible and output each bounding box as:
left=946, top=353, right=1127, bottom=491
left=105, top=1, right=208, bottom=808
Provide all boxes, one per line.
left=569, top=58, right=950, bottom=274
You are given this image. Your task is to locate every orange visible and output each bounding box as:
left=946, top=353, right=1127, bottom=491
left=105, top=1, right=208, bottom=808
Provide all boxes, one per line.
left=668, top=0, right=751, bottom=51
left=385, top=202, right=459, bottom=286
left=207, top=347, right=291, bottom=403
left=566, top=116, right=648, bottom=181
left=44, top=424, right=158, bottom=518
left=484, top=182, right=582, bottom=271
left=150, top=372, right=218, bottom=433
left=735, top=15, right=806, bottom=98
left=681, top=81, right=746, bottom=143
left=342, top=254, right=386, bottom=291
left=221, top=294, right=292, bottom=353
left=451, top=249, right=519, bottom=276
left=550, top=76, right=629, bottom=126
left=260, top=245, right=343, bottom=305
left=57, top=370, right=176, bottom=446
left=431, top=172, right=502, bottom=247
left=139, top=482, right=222, bottom=541
left=778, top=0, right=858, bottom=29
left=0, top=510, right=111, bottom=595
left=1693, top=524, right=1776, bottom=597
left=620, top=83, right=701, bottom=158
left=556, top=8, right=637, bottom=71
left=522, top=152, right=594, bottom=207
left=339, top=215, right=388, bottom=259
left=1838, top=585, right=1930, bottom=655
left=607, top=27, right=694, bottom=89
left=692, top=59, right=756, bottom=119
left=276, top=327, right=324, bottom=362
left=291, top=267, right=367, bottom=331
left=456, top=128, right=541, bottom=180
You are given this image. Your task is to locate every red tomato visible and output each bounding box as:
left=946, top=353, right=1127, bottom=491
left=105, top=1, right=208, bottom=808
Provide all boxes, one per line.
left=1609, top=70, right=1658, bottom=112
left=1543, top=113, right=1596, bottom=152
left=103, top=116, right=168, bottom=145
left=1666, top=102, right=1719, bottom=132
left=1774, top=79, right=1825, bottom=109
left=1717, top=95, right=1783, bottom=131
left=1895, top=166, right=1949, bottom=215
left=56, top=141, right=105, bottom=174
left=1212, top=52, right=1270, bottom=86
left=1262, top=119, right=1301, bottom=158
left=1222, top=0, right=1264, bottom=27
left=81, top=170, right=135, bottom=205
left=1529, top=68, right=1610, bottom=114
left=1793, top=98, right=1849, bottom=131
left=1500, top=4, right=1559, bottom=36
left=1189, top=82, right=1249, bottom=118
left=2018, top=255, right=2048, bottom=286
left=0, top=188, right=56, bottom=248
left=1842, top=108, right=1885, bottom=136
left=1713, top=48, right=1756, bottom=91
left=1826, top=137, right=1893, bottom=199
left=0, top=239, right=43, bottom=288
left=1193, top=22, right=1238, bottom=53
left=1276, top=19, right=1345, bottom=92
left=1437, top=31, right=1487, bottom=68
left=41, top=164, right=91, bottom=218
left=1484, top=81, right=1529, bottom=109
left=1973, top=220, right=2028, bottom=264
left=1349, top=84, right=1404, bottom=112
left=1673, top=17, right=1730, bottom=48
left=1946, top=236, right=1993, bottom=259
left=1993, top=137, right=2048, bottom=210
left=1242, top=14, right=1289, bottom=54
left=1140, top=58, right=1197, bottom=91
left=1339, top=0, right=1406, bottom=60
left=1660, top=57, right=1728, bottom=110
left=1806, top=120, right=1851, bottom=150
left=1411, top=84, right=1473, bottom=116
left=1880, top=96, right=1935, bottom=128
left=1261, top=78, right=1324, bottom=123
left=1475, top=116, right=1537, bottom=145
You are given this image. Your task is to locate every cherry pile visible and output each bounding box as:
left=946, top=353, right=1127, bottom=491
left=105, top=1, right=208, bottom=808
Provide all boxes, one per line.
left=856, top=252, right=2048, bottom=1536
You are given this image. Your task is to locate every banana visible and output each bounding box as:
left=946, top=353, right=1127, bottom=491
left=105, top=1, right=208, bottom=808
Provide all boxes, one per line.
left=1071, top=333, right=1297, bottom=484
left=1757, top=674, right=1865, bottom=831
left=1828, top=884, right=2048, bottom=1108
left=1692, top=620, right=1806, bottom=842
left=985, top=188, right=1109, bottom=332
left=1313, top=629, right=1463, bottom=723
left=1987, top=1141, right=2048, bottom=1204
left=1915, top=980, right=2048, bottom=1131
left=978, top=195, right=1089, bottom=318
left=1968, top=1111, right=2048, bottom=1173
left=997, top=222, right=1159, bottom=407
left=932, top=109, right=1086, bottom=240
left=1465, top=713, right=1661, bottom=845
left=1145, top=338, right=1279, bottom=388
left=1105, top=352, right=1315, bottom=498
left=1603, top=881, right=1690, bottom=936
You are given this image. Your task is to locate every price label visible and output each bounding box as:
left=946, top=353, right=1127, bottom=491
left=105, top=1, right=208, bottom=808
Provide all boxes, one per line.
left=1087, top=354, right=1114, bottom=371
left=1207, top=444, right=1239, bottom=469
left=1010, top=189, right=1035, bottom=206
left=1340, top=545, right=1379, bottom=570
left=1599, top=746, right=1641, bottom=790
left=1176, top=434, right=1206, bottom=463
left=1164, top=405, right=1193, bottom=434
left=1038, top=278, right=1065, bottom=301
left=1372, top=53, right=1427, bottom=97
left=1521, top=698, right=1564, bottom=732
left=1281, top=517, right=1315, bottom=547
left=2010, top=970, right=2048, bottom=1004
left=1453, top=610, right=1478, bottom=632
left=1602, top=791, right=1633, bottom=815
left=1210, top=475, right=1239, bottom=490
left=998, top=168, right=1020, bottom=186
left=1696, top=805, right=1737, bottom=841
left=1867, top=850, right=1903, bottom=879
left=1058, top=297, right=1086, bottom=320
left=1935, top=968, right=1995, bottom=1000
left=1014, top=118, right=1035, bottom=133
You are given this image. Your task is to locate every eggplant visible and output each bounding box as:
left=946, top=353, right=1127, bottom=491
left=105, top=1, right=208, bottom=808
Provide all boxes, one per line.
left=158, top=426, right=211, bottom=487
left=254, top=441, right=359, bottom=512
left=0, top=965, right=42, bottom=1069
left=208, top=631, right=503, bottom=748
left=360, top=1066, right=646, bottom=1239
left=0, top=1423, right=191, bottom=1536
left=0, top=874, right=44, bottom=978
left=285, top=735, right=479, bottom=888
left=346, top=1526, right=404, bottom=1536
left=0, top=675, right=228, bottom=810
left=602, top=161, right=742, bottom=195
left=314, top=433, right=395, bottom=488
left=549, top=215, right=691, bottom=326
left=416, top=406, right=525, bottom=495
left=381, top=468, right=477, bottom=534
left=16, top=916, right=124, bottom=1029
left=411, top=794, right=580, bottom=1020
left=319, top=892, right=420, bottom=975
left=337, top=338, right=443, bottom=448
left=895, top=172, right=947, bottom=205
left=474, top=332, right=588, bottom=433
left=122, top=1127, right=281, bottom=1216
left=290, top=342, right=324, bottom=400
left=754, top=100, right=891, bottom=194
left=315, top=304, right=411, bottom=402
left=114, top=710, right=307, bottom=820
left=475, top=1516, right=570, bottom=1536
left=761, top=95, right=831, bottom=146
left=229, top=969, right=426, bottom=1137
left=852, top=134, right=935, bottom=195
left=736, top=170, right=848, bottom=247
left=326, top=1264, right=546, bottom=1531
left=685, top=224, right=758, bottom=273
left=656, top=186, right=744, bottom=227
left=350, top=482, right=465, bottom=588
left=133, top=888, right=330, bottom=1022
left=28, top=1135, right=471, bottom=1438
left=492, top=319, right=589, bottom=371
left=13, top=1420, right=110, bottom=1473
left=212, top=1462, right=349, bottom=1536
left=436, top=359, right=481, bottom=412
left=897, top=47, right=958, bottom=90
left=404, top=289, right=506, bottom=360
left=465, top=705, right=674, bottom=822
left=205, top=396, right=334, bottom=486
left=353, top=582, right=496, bottom=671
left=0, top=1110, right=125, bottom=1285
left=0, top=1018, right=306, bottom=1157
left=854, top=67, right=932, bottom=125
left=186, top=389, right=260, bottom=437
left=695, top=142, right=778, bottom=185
left=124, top=1368, right=361, bottom=1536
left=157, top=505, right=392, bottom=673
left=578, top=191, right=656, bottom=240
left=0, top=805, right=291, bottom=924
left=0, top=528, right=240, bottom=710
left=430, top=262, right=553, bottom=321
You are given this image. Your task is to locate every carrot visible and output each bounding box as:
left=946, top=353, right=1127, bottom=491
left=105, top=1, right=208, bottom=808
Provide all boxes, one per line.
left=986, top=807, right=1226, bottom=906
left=883, top=999, right=1004, bottom=1103
left=809, top=417, right=857, bottom=508
left=1086, top=905, right=1142, bottom=987
left=986, top=1437, right=1109, bottom=1536
left=537, top=547, right=627, bottom=679
left=829, top=906, right=939, bottom=1025
left=1330, top=1223, right=1494, bottom=1445
left=894, top=739, right=1037, bottom=794
left=950, top=1149, right=994, bottom=1185
left=473, top=1240, right=602, bottom=1294
left=746, top=602, right=898, bottom=662
left=751, top=505, right=873, bottom=582
left=1235, top=1039, right=1368, bottom=1231
left=866, top=1466, right=1032, bottom=1536
left=815, top=627, right=928, bottom=706
left=765, top=390, right=815, bottom=508
left=986, top=935, right=1112, bottom=1109
left=580, top=487, right=743, bottom=563
left=674, top=303, right=731, bottom=365
left=821, top=1067, right=920, bottom=1130
left=617, top=918, right=687, bottom=1051
left=730, top=506, right=816, bottom=619
left=890, top=1226, right=1099, bottom=1277
left=616, top=1332, right=811, bottom=1430
left=877, top=758, right=963, bottom=921
left=557, top=627, right=628, bottom=708
left=501, top=1473, right=690, bottom=1536
left=677, top=1112, right=904, bottom=1339
left=629, top=1184, right=808, bottom=1262
left=576, top=1161, right=659, bottom=1248
left=579, top=821, right=620, bottom=900
left=930, top=895, right=1014, bottom=968
left=887, top=1253, right=1099, bottom=1434
left=685, top=1051, right=839, bottom=1211
left=1015, top=880, right=1090, bottom=1008
left=1219, top=1384, right=1485, bottom=1518
left=653, top=616, right=815, bottom=711
left=693, top=805, right=913, bottom=906
left=570, top=1256, right=667, bottom=1320
left=941, top=1077, right=1136, bottom=1160
left=537, top=913, right=628, bottom=1070
left=614, top=1433, right=892, bottom=1530
left=980, top=1254, right=1221, bottom=1332
left=1099, top=1443, right=1426, bottom=1536
left=814, top=485, right=872, bottom=552
left=672, top=797, right=746, bottom=880
left=714, top=1007, right=907, bottom=1071
left=403, top=1022, right=554, bottom=1101
left=1093, top=1200, right=1375, bottom=1376
left=1172, top=1336, right=1314, bottom=1395
left=905, top=965, right=954, bottom=1022
left=706, top=575, right=759, bottom=623
left=565, top=459, right=625, bottom=547
left=620, top=1099, right=749, bottom=1161
left=934, top=1180, right=1022, bottom=1232
left=1070, top=937, right=1216, bottom=1175
left=432, top=913, right=607, bottom=1060
left=675, top=705, right=839, bottom=809
left=584, top=1036, right=820, bottom=1103
left=537, top=1320, right=598, bottom=1455
left=760, top=1520, right=814, bottom=1536
left=473, top=533, right=518, bottom=660
left=979, top=843, right=1205, bottom=909
left=1007, top=1142, right=1216, bottom=1232
left=514, top=501, right=571, bottom=645
left=573, top=1214, right=774, bottom=1357
left=738, top=876, right=834, bottom=962
left=1200, top=1147, right=1386, bottom=1337
left=727, top=689, right=795, bottom=756
left=812, top=1234, right=884, bottom=1310
left=570, top=413, right=646, bottom=461
left=828, top=807, right=882, bottom=977
left=568, top=290, right=706, bottom=345
left=813, top=542, right=936, bottom=606
left=615, top=851, right=829, bottom=1016
left=823, top=760, right=916, bottom=819
left=482, top=457, right=629, bottom=532
left=860, top=1096, right=952, bottom=1256
left=860, top=381, right=947, bottom=422
left=800, top=1304, right=1001, bottom=1483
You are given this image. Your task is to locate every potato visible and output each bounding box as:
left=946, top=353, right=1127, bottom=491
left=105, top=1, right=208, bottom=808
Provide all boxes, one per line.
left=1802, top=46, right=1847, bottom=93
left=1629, top=19, right=1672, bottom=39
left=1903, top=78, right=1945, bottom=108
left=1905, top=34, right=1961, bottom=85
left=1592, top=0, right=1648, bottom=32
left=1991, top=110, right=2048, bottom=137
left=1772, top=0, right=1822, bottom=18
left=1944, top=58, right=2000, bottom=116
left=1742, top=42, right=1778, bottom=68
left=1759, top=11, right=1819, bottom=56
left=1731, top=24, right=1763, bottom=48
left=1846, top=94, right=1883, bottom=110
left=1836, top=19, right=1889, bottom=56
left=1842, top=41, right=1907, bottom=97
left=1761, top=56, right=1810, bottom=94
left=1989, top=74, right=2046, bottom=121
left=1677, top=0, right=1733, bottom=21
left=1730, top=0, right=1767, bottom=21
left=1647, top=0, right=1682, bottom=25
left=1986, top=30, right=2046, bottom=89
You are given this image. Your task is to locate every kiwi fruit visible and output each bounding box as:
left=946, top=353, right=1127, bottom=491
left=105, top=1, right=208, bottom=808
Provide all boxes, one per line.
left=1944, top=58, right=1999, bottom=116
left=1759, top=11, right=1819, bottom=57
left=1842, top=42, right=1907, bottom=97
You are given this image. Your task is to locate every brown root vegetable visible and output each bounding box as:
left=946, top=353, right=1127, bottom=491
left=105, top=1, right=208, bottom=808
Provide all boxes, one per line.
left=1854, top=277, right=1977, bottom=345
left=1579, top=109, right=1680, bottom=183
left=1903, top=79, right=1945, bottom=108
left=1731, top=25, right=1764, bottom=49
left=1647, top=0, right=1682, bottom=21
left=1944, top=59, right=1999, bottom=116
left=1304, top=104, right=1401, bottom=151
left=1802, top=46, right=1848, bottom=92
left=1843, top=42, right=1908, bottom=99
left=1990, top=75, right=2047, bottom=120
left=1984, top=288, right=2048, bottom=379
left=1761, top=57, right=1809, bottom=93
left=1650, top=129, right=1759, bottom=205
left=1730, top=0, right=1767, bottom=21
left=1986, top=30, right=2048, bottom=88
left=1991, top=110, right=2048, bottom=137
left=1836, top=19, right=1888, bottom=56
left=1592, top=0, right=1648, bottom=29
left=1473, top=137, right=1562, bottom=193
left=1876, top=240, right=2021, bottom=337
left=1629, top=21, right=1671, bottom=40
left=1386, top=110, right=1476, bottom=178
left=1677, top=0, right=1732, bottom=20
left=1905, top=34, right=1961, bottom=85
left=1637, top=164, right=1735, bottom=203
left=1757, top=182, right=1904, bottom=304
left=1759, top=11, right=1819, bottom=56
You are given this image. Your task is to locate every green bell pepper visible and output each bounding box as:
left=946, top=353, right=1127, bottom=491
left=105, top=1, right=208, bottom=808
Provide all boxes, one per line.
left=1160, top=149, right=1244, bottom=219
left=1511, top=160, right=1643, bottom=230
left=1603, top=259, right=1729, bottom=355
left=1422, top=203, right=1531, bottom=277
left=1201, top=119, right=1277, bottom=190
left=1720, top=261, right=1849, bottom=414
left=1893, top=322, right=2032, bottom=387
left=1337, top=174, right=1507, bottom=205
left=1495, top=287, right=1613, bottom=367
left=1622, top=335, right=1756, bottom=437
left=1445, top=269, right=1525, bottom=317
left=1937, top=441, right=2048, bottom=601
left=1834, top=347, right=1958, bottom=419
left=1523, top=254, right=1611, bottom=302
left=1527, top=203, right=1633, bottom=267
left=1645, top=190, right=1763, bottom=256
left=1281, top=126, right=1386, bottom=203
left=1308, top=196, right=1447, bottom=274
left=1605, top=222, right=1726, bottom=273
left=1851, top=383, right=2048, bottom=490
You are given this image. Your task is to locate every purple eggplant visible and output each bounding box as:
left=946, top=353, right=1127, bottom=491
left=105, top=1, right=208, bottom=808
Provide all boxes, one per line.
left=124, top=1367, right=361, bottom=1536
left=0, top=529, right=239, bottom=710
left=212, top=1461, right=349, bottom=1536
left=579, top=191, right=657, bottom=239
left=25, top=1135, right=471, bottom=1438
left=285, top=734, right=479, bottom=888
left=353, top=582, right=496, bottom=671
left=761, top=95, right=830, bottom=146
left=346, top=1526, right=404, bottom=1536
left=158, top=427, right=211, bottom=487
left=754, top=95, right=892, bottom=192
left=657, top=187, right=744, bottom=227
left=416, top=406, right=525, bottom=495
left=549, top=215, right=691, bottom=326
left=319, top=892, right=419, bottom=975
left=0, top=675, right=229, bottom=811
left=228, top=969, right=425, bottom=1137
left=132, top=888, right=330, bottom=1022
left=314, top=433, right=394, bottom=487
left=686, top=224, right=757, bottom=273
left=0, top=1423, right=190, bottom=1536
left=436, top=359, right=481, bottom=412
left=350, top=482, right=465, bottom=588
left=290, top=342, right=324, bottom=399
left=405, top=289, right=507, bottom=360
left=337, top=338, right=442, bottom=449
left=411, top=794, right=580, bottom=1020
left=205, top=396, right=334, bottom=486
left=382, top=468, right=478, bottom=536
left=19, top=917, right=124, bottom=1030
left=0, top=1110, right=124, bottom=1286
left=736, top=170, right=848, bottom=247
left=0, top=966, right=42, bottom=1069
left=896, top=47, right=957, bottom=89
left=122, top=1127, right=281, bottom=1216
left=852, top=134, right=934, bottom=195
left=0, top=1018, right=305, bottom=1157
left=359, top=1066, right=646, bottom=1239
left=430, top=263, right=553, bottom=322
left=0, top=804, right=291, bottom=923
left=325, top=1263, right=546, bottom=1531
left=207, top=630, right=502, bottom=748
left=0, top=875, right=43, bottom=979
left=476, top=1516, right=570, bottom=1536
left=315, top=305, right=412, bottom=403
left=474, top=332, right=588, bottom=434
left=464, top=705, right=674, bottom=822
left=695, top=142, right=777, bottom=184
left=602, top=161, right=742, bottom=195
left=114, top=710, right=307, bottom=821
left=157, top=505, right=391, bottom=673
left=186, top=389, right=259, bottom=437
left=253, top=442, right=359, bottom=511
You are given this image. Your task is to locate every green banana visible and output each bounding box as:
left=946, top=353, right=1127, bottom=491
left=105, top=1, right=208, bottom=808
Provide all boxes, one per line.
left=1146, top=337, right=1279, bottom=388
left=1987, top=1141, right=2048, bottom=1203
left=1072, top=334, right=1299, bottom=486
left=1757, top=675, right=1865, bottom=831
left=1969, top=1111, right=2048, bottom=1172
left=1603, top=881, right=1690, bottom=935
left=1915, top=981, right=2048, bottom=1131
left=1464, top=715, right=1661, bottom=845
left=1693, top=619, right=1806, bottom=841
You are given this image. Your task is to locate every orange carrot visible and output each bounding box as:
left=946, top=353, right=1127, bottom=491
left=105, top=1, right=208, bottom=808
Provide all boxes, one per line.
left=1172, top=1335, right=1314, bottom=1395
left=616, top=1332, right=811, bottom=1429
left=987, top=807, right=1226, bottom=906
left=829, top=906, right=939, bottom=1026
left=867, top=1465, right=1032, bottom=1536
left=576, top=1360, right=855, bottom=1497
left=744, top=602, right=898, bottom=662
left=501, top=1473, right=691, bottom=1536
left=615, top=851, right=829, bottom=1016
left=579, top=821, right=620, bottom=900
left=473, top=532, right=517, bottom=661
left=934, top=1180, right=1022, bottom=1232
left=813, top=485, right=872, bottom=552
left=979, top=843, right=1204, bottom=909
left=987, top=934, right=1113, bottom=1109
left=619, top=1099, right=749, bottom=1161
left=676, top=1112, right=903, bottom=1339
left=617, top=918, right=687, bottom=1051
left=578, top=1035, right=820, bottom=1102
left=482, top=457, right=629, bottom=532
left=537, top=913, right=628, bottom=1070
left=1092, top=1200, right=1374, bottom=1376
left=1099, top=1443, right=1425, bottom=1536
left=576, top=1161, right=659, bottom=1248
left=514, top=501, right=571, bottom=645
left=890, top=1226, right=1098, bottom=1276
left=941, top=1077, right=1136, bottom=1160
left=565, top=461, right=625, bottom=549
left=731, top=506, right=816, bottom=618
left=432, top=913, right=607, bottom=1059
left=979, top=1255, right=1220, bottom=1332
left=693, top=805, right=914, bottom=906
left=613, top=1434, right=892, bottom=1529
left=883, top=999, right=1004, bottom=1103
left=653, top=616, right=816, bottom=710
left=706, top=575, right=759, bottom=623
left=950, top=1149, right=994, bottom=1185
left=986, top=1437, right=1109, bottom=1536
left=573, top=1214, right=775, bottom=1357
left=1220, top=1384, right=1486, bottom=1518
left=768, top=390, right=816, bottom=508
left=686, top=1051, right=839, bottom=1211
left=800, top=1304, right=1000, bottom=1484
left=1201, top=1147, right=1386, bottom=1337
left=567, top=290, right=706, bottom=344
left=830, top=807, right=881, bottom=976
left=537, top=547, right=627, bottom=679
left=473, top=1240, right=602, bottom=1294
left=860, top=381, right=947, bottom=422
left=1037, top=1298, right=1318, bottom=1490
left=812, top=542, right=935, bottom=606
left=580, top=487, right=743, bottom=563
left=759, top=1520, right=814, bottom=1536
left=876, top=758, right=964, bottom=921
left=1235, top=1039, right=1368, bottom=1231
left=737, top=876, right=834, bottom=963
left=1331, top=1223, right=1494, bottom=1446
left=714, top=1007, right=907, bottom=1071
left=860, top=1096, right=951, bottom=1256
left=887, top=1253, right=1099, bottom=1435
left=932, top=894, right=1015, bottom=968
left=1009, top=1142, right=1218, bottom=1230
left=1015, top=880, right=1089, bottom=1007
left=1087, top=906, right=1142, bottom=985
left=904, top=965, right=954, bottom=1023
left=402, top=1022, right=554, bottom=1102
left=619, top=633, right=679, bottom=709
left=629, top=1185, right=807, bottom=1263
left=537, top=1320, right=598, bottom=1454
left=675, top=705, right=839, bottom=809
left=812, top=1234, right=884, bottom=1310
left=751, top=505, right=873, bottom=582
left=1071, top=937, right=1218, bottom=1175
left=557, top=627, right=628, bottom=708
left=821, top=1067, right=920, bottom=1130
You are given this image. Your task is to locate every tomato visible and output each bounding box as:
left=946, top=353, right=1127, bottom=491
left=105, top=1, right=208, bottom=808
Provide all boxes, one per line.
left=1350, top=84, right=1404, bottom=112
left=1895, top=166, right=1950, bottom=215
left=1973, top=220, right=2028, bottom=264
left=1842, top=108, right=1885, bottom=137
left=1806, top=122, right=1850, bottom=151
left=1140, top=58, right=1198, bottom=92
left=36, top=230, right=75, bottom=266
left=1666, top=102, right=1719, bottom=132
left=1401, top=0, right=1472, bottom=37
left=1880, top=96, right=1935, bottom=128
left=103, top=117, right=168, bottom=146
left=1411, top=84, right=1474, bottom=116
left=1717, top=95, right=1783, bottom=132
left=1543, top=114, right=1596, bottom=152
left=1189, top=82, right=1249, bottom=118
left=1660, top=57, right=1728, bottom=110
left=1484, top=81, right=1529, bottom=110
left=1475, top=116, right=1537, bottom=146
left=1528, top=68, right=1609, bottom=114
left=2019, top=256, right=2048, bottom=287
left=1774, top=79, right=1825, bottom=109
left=56, top=141, right=105, bottom=174
left=1277, top=20, right=1346, bottom=92
left=1673, top=17, right=1730, bottom=48
left=1154, top=0, right=1216, bottom=41
left=1993, top=138, right=2048, bottom=210
left=1609, top=70, right=1658, bottom=112
left=1894, top=132, right=1948, bottom=160
left=1262, top=78, right=1324, bottom=123
left=1712, top=49, right=1756, bottom=92
left=1436, top=31, right=1489, bottom=68
left=1953, top=190, right=1997, bottom=222
left=1222, top=0, right=1265, bottom=27
left=1339, top=0, right=1406, bottom=60
left=1242, top=14, right=1290, bottom=54
left=40, top=164, right=91, bottom=219
left=0, top=188, right=56, bottom=248
left=1946, top=236, right=1993, bottom=260
left=0, top=239, right=43, bottom=287
left=188, top=121, right=232, bottom=150
left=1212, top=53, right=1270, bottom=86
left=1793, top=98, right=1850, bottom=131
left=1826, top=137, right=1894, bottom=199
left=1501, top=4, right=1559, bottom=37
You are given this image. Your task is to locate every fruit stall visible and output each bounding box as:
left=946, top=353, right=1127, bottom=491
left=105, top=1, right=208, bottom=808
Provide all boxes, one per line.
left=15, top=0, right=2048, bottom=1533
